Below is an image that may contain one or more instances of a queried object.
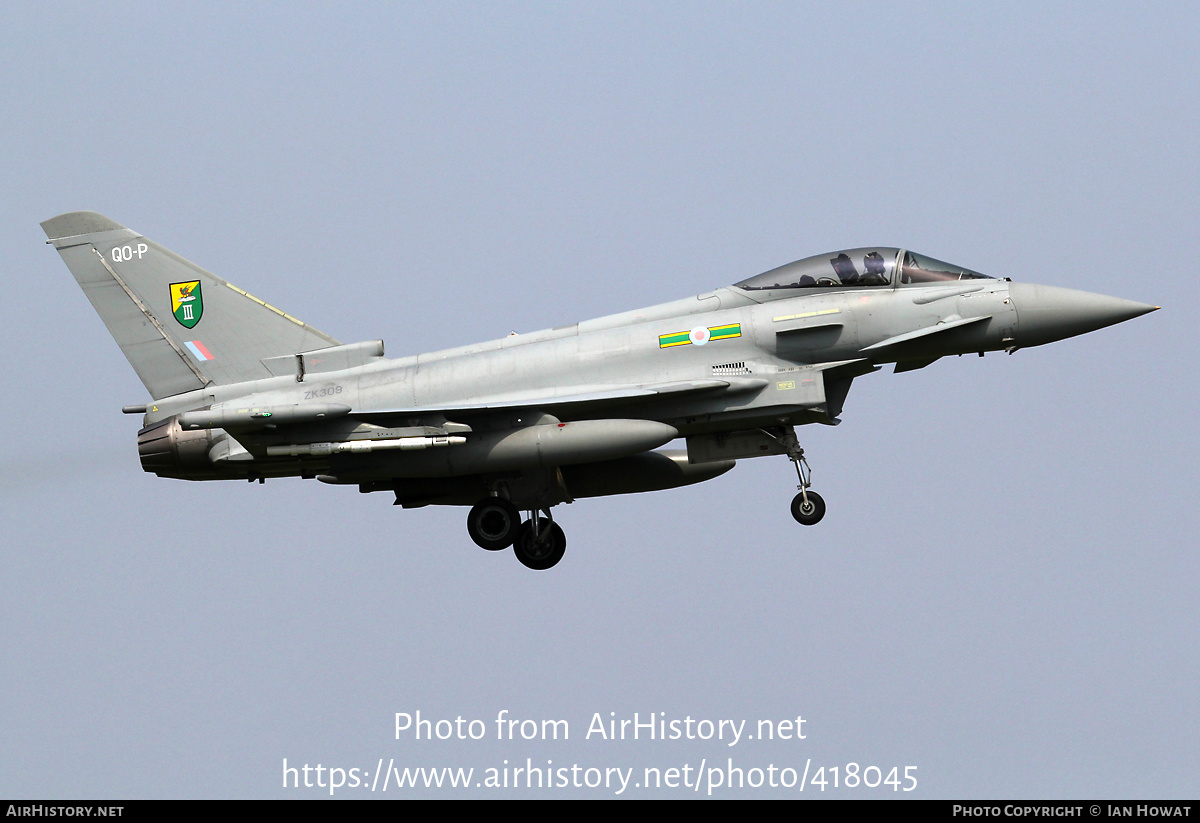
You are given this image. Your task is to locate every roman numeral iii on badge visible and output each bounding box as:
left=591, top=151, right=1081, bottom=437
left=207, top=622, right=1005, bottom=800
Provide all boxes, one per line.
left=170, top=280, right=204, bottom=328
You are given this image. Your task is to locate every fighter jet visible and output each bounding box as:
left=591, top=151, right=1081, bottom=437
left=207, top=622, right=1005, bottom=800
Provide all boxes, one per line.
left=42, top=212, right=1157, bottom=569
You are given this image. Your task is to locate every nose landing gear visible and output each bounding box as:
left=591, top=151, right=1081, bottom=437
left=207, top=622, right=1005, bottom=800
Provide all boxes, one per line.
left=765, top=426, right=827, bottom=526
left=787, top=441, right=825, bottom=525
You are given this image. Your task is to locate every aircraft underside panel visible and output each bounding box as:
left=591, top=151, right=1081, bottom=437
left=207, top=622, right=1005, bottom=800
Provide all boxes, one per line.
left=686, top=430, right=790, bottom=464
left=374, top=450, right=736, bottom=509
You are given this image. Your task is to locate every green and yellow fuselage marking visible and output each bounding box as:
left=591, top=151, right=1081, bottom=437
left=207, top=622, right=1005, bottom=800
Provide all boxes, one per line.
left=658, top=331, right=693, bottom=348
left=658, top=323, right=742, bottom=348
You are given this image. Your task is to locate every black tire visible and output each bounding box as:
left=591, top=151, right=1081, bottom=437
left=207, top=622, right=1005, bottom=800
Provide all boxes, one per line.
left=467, top=498, right=521, bottom=551
left=512, top=520, right=567, bottom=570
left=790, top=491, right=826, bottom=526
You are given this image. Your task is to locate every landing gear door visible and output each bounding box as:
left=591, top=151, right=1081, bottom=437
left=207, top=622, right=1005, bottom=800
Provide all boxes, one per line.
left=686, top=430, right=790, bottom=464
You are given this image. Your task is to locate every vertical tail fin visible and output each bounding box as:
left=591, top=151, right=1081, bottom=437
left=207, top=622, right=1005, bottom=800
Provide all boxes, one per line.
left=42, top=212, right=340, bottom=400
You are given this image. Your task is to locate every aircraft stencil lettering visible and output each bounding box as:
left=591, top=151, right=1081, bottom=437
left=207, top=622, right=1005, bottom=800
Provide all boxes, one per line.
left=42, top=212, right=1158, bottom=570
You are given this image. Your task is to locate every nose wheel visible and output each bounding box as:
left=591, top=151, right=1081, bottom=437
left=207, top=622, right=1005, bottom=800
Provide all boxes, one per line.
left=791, top=490, right=826, bottom=525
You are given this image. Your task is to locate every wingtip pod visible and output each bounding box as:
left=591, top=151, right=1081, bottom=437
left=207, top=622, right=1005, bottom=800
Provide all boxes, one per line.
left=41, top=211, right=129, bottom=241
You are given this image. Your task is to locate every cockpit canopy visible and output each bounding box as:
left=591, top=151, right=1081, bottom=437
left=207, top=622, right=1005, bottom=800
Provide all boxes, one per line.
left=733, top=248, right=993, bottom=291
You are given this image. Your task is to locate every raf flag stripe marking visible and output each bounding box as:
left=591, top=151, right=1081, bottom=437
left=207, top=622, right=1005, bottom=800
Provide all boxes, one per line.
left=659, top=323, right=741, bottom=348
left=185, top=340, right=214, bottom=361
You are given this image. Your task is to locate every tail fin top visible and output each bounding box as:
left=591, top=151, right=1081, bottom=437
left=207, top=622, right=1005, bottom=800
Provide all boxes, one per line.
left=41, top=211, right=128, bottom=238
left=43, top=212, right=340, bottom=399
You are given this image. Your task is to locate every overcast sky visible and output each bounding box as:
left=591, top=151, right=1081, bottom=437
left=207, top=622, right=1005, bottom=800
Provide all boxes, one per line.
left=2, top=2, right=1196, bottom=798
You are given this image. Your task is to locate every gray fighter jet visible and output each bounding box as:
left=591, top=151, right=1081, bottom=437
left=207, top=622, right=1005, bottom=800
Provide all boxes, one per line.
left=43, top=212, right=1157, bottom=569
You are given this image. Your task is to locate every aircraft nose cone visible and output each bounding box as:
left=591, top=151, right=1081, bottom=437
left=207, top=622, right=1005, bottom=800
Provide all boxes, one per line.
left=1008, top=282, right=1158, bottom=347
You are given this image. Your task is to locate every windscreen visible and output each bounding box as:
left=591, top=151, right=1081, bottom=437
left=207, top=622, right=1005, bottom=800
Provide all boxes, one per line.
left=899, top=251, right=993, bottom=284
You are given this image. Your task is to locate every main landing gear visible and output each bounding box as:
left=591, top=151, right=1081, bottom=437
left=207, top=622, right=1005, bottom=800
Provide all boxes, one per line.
left=467, top=497, right=522, bottom=551
left=467, top=498, right=566, bottom=570
left=513, top=510, right=566, bottom=571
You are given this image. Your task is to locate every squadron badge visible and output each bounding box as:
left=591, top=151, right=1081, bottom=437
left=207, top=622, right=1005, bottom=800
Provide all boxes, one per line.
left=170, top=280, right=204, bottom=328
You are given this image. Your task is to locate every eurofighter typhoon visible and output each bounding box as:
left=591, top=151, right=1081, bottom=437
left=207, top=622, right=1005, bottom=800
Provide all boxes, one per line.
left=43, top=212, right=1156, bottom=569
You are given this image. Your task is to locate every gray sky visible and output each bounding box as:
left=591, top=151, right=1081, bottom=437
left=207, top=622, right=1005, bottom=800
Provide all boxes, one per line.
left=1, top=2, right=1195, bottom=798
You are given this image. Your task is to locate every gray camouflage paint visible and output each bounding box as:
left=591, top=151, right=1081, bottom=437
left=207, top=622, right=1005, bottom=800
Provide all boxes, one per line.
left=43, top=212, right=1157, bottom=556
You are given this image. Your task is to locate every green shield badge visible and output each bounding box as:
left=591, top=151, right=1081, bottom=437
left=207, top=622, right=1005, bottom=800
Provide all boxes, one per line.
left=170, top=280, right=204, bottom=329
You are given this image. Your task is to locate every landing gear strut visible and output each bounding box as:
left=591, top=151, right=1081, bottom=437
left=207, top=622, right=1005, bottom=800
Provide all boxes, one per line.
left=512, top=508, right=566, bottom=570
left=467, top=497, right=522, bottom=550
